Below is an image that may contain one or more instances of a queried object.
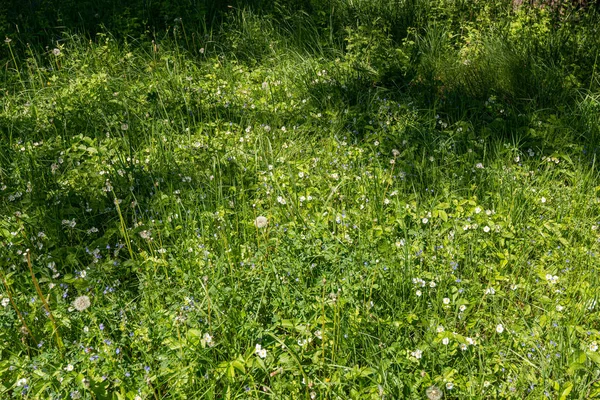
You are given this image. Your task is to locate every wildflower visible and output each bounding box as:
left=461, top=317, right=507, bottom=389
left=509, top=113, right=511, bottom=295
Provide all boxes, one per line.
left=65, top=364, right=74, bottom=371
left=446, top=382, right=454, bottom=390
left=437, top=326, right=445, bottom=333
left=254, top=216, right=268, bottom=228
left=121, top=123, right=129, bottom=131
left=466, top=337, right=475, bottom=346
left=52, top=48, right=61, bottom=56
left=541, top=197, right=546, bottom=203
left=590, top=342, right=598, bottom=352
left=460, top=343, right=467, bottom=351
left=277, top=196, right=286, bottom=205
left=475, top=163, right=484, bottom=169
left=416, top=290, right=422, bottom=297
left=459, top=305, right=466, bottom=312
left=314, top=330, right=322, bottom=340
left=203, top=333, right=215, bottom=347
left=443, top=298, right=450, bottom=305
left=483, top=226, right=490, bottom=233
left=475, top=207, right=482, bottom=214
left=73, top=295, right=91, bottom=312
left=4, top=37, right=12, bottom=44
left=426, top=385, right=443, bottom=400
left=411, top=349, right=423, bottom=359
left=1, top=297, right=9, bottom=307
left=442, top=337, right=449, bottom=345
left=16, top=378, right=27, bottom=386
left=255, top=344, right=267, bottom=359
left=422, top=218, right=428, bottom=224
left=556, top=305, right=564, bottom=312
left=496, top=324, right=504, bottom=334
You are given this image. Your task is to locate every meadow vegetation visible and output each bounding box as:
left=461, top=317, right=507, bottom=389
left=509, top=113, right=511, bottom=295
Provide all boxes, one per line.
left=2, top=0, right=600, bottom=398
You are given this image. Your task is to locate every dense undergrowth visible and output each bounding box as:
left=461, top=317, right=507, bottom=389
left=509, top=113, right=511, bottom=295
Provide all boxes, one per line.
left=2, top=0, right=600, bottom=398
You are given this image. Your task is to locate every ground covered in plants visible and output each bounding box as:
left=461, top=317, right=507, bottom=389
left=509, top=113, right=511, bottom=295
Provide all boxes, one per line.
left=2, top=0, right=600, bottom=398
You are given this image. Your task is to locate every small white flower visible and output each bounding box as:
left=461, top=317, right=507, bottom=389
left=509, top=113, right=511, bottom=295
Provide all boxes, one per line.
left=314, top=330, right=322, bottom=340
left=475, top=163, right=484, bottom=169
left=255, top=344, right=267, bottom=359
left=416, top=290, right=422, bottom=297
left=475, top=207, right=482, bottom=214
left=16, top=378, right=27, bottom=387
left=277, top=196, right=286, bottom=205
left=422, top=218, right=428, bottom=224
left=459, top=305, right=466, bottom=312
left=590, top=342, right=598, bottom=352
left=429, top=281, right=436, bottom=288
left=496, top=324, right=504, bottom=334
left=443, top=298, right=450, bottom=305
left=483, top=226, right=490, bottom=233
left=65, top=364, right=74, bottom=372
left=1, top=297, right=9, bottom=307
left=541, top=197, right=546, bottom=203
left=556, top=305, right=564, bottom=312
left=446, top=382, right=454, bottom=390
left=436, top=326, right=444, bottom=333
left=466, top=337, right=475, bottom=346
left=460, top=343, right=467, bottom=351
left=52, top=48, right=61, bottom=56
left=484, top=287, right=495, bottom=295
left=442, top=337, right=449, bottom=345
left=203, top=333, right=215, bottom=347
left=411, top=349, right=422, bottom=359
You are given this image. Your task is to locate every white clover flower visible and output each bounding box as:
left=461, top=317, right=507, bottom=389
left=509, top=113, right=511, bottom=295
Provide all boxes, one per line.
left=72, top=295, right=91, bottom=312
left=254, top=216, right=268, bottom=228
left=496, top=324, right=504, bottom=334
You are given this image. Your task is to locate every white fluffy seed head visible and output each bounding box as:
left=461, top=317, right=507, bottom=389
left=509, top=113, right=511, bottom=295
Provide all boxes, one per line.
left=73, top=295, right=91, bottom=312
left=254, top=216, right=268, bottom=228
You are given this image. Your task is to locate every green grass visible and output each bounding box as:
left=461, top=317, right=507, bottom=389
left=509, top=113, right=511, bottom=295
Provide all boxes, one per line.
left=1, top=2, right=600, bottom=399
